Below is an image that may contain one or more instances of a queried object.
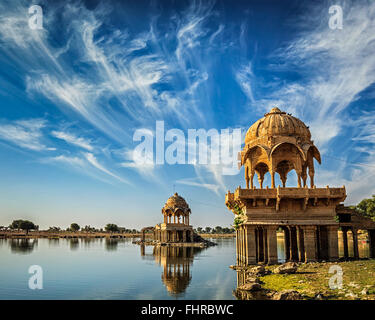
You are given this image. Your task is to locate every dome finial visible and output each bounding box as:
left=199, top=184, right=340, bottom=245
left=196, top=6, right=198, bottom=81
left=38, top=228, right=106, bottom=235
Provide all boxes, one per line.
left=269, top=107, right=282, bottom=113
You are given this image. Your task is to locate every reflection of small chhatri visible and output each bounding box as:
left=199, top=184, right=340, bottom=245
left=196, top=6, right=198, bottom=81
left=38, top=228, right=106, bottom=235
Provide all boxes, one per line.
left=226, top=107, right=375, bottom=264
left=140, top=245, right=203, bottom=296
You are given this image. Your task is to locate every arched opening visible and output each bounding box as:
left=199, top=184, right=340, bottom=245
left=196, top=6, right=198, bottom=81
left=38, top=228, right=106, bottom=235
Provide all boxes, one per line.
left=271, top=142, right=306, bottom=188
left=254, top=162, right=269, bottom=189
left=244, top=145, right=269, bottom=189
left=339, top=228, right=369, bottom=259
left=275, top=160, right=293, bottom=187
left=141, top=226, right=155, bottom=241
left=357, top=229, right=369, bottom=258
left=177, top=230, right=183, bottom=242
left=164, top=209, right=172, bottom=224
left=277, top=226, right=305, bottom=262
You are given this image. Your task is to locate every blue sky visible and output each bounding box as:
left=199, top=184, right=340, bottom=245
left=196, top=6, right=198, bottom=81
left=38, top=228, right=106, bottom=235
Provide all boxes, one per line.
left=0, top=0, right=374, bottom=229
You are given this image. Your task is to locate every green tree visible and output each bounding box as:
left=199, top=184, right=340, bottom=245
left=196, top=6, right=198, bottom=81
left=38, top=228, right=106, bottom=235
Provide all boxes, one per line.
left=9, top=220, right=37, bottom=235
left=70, top=223, right=80, bottom=232
left=105, top=223, right=119, bottom=233
left=205, top=227, right=212, bottom=234
left=222, top=227, right=230, bottom=234
left=352, top=195, right=375, bottom=221
left=48, top=226, right=61, bottom=232
left=197, top=227, right=203, bottom=233
left=214, top=226, right=223, bottom=234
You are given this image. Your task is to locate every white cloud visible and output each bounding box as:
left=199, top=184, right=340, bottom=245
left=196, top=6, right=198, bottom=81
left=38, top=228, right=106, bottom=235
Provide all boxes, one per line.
left=235, top=63, right=255, bottom=103
left=45, top=154, right=86, bottom=167
left=51, top=130, right=93, bottom=151
left=84, top=152, right=129, bottom=184
left=176, top=177, right=220, bottom=194
left=0, top=118, right=54, bottom=151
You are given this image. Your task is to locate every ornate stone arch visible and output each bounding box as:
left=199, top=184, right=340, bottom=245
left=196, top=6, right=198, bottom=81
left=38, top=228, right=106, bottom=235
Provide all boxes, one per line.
left=141, top=226, right=155, bottom=241
left=270, top=142, right=306, bottom=188
left=243, top=145, right=270, bottom=189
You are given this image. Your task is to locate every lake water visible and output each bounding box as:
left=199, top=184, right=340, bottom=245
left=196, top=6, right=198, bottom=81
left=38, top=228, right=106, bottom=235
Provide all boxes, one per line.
left=0, top=237, right=237, bottom=300
left=0, top=235, right=369, bottom=300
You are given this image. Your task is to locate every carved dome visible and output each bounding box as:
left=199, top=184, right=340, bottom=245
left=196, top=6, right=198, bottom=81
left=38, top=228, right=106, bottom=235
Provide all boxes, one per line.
left=241, top=107, right=321, bottom=189
left=245, top=107, right=311, bottom=145
left=162, top=193, right=191, bottom=215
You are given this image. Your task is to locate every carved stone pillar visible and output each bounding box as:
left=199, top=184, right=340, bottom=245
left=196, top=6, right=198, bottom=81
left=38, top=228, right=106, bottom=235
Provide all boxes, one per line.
left=303, top=226, right=317, bottom=262
left=352, top=228, right=359, bottom=259
left=239, top=227, right=243, bottom=264
left=301, top=165, right=307, bottom=187
left=245, top=225, right=257, bottom=264
left=368, top=230, right=375, bottom=259
left=283, top=227, right=290, bottom=261
left=267, top=226, right=278, bottom=264
left=257, top=227, right=264, bottom=263
left=270, top=171, right=275, bottom=188
left=327, top=225, right=339, bottom=261
left=342, top=228, right=349, bottom=259
left=236, top=229, right=240, bottom=264
left=263, top=227, right=268, bottom=264
left=289, top=226, right=299, bottom=261
left=241, top=225, right=246, bottom=264
left=297, top=226, right=305, bottom=262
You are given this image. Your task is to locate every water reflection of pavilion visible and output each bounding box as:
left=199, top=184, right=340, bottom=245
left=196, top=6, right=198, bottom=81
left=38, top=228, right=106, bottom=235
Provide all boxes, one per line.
left=140, top=245, right=204, bottom=296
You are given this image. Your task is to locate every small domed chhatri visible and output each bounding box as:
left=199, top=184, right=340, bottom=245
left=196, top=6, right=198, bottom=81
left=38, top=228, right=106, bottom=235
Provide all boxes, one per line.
left=139, top=192, right=216, bottom=247
left=140, top=193, right=194, bottom=243
left=241, top=107, right=321, bottom=189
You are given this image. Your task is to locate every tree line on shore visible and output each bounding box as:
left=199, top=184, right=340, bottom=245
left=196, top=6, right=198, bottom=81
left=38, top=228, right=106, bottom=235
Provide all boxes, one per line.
left=0, top=222, right=140, bottom=234
left=194, top=226, right=235, bottom=234
left=0, top=221, right=235, bottom=234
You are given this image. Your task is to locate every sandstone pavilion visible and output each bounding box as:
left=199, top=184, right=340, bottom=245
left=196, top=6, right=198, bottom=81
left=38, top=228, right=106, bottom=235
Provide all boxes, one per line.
left=226, top=107, right=375, bottom=264
left=141, top=193, right=194, bottom=243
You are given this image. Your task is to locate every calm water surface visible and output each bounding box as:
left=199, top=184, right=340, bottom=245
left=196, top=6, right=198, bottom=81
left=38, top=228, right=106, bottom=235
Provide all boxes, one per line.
left=0, top=235, right=369, bottom=299
left=0, top=237, right=237, bottom=300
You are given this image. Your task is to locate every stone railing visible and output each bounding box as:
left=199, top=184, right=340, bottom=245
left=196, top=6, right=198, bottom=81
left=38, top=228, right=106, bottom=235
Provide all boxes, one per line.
left=228, top=186, right=346, bottom=200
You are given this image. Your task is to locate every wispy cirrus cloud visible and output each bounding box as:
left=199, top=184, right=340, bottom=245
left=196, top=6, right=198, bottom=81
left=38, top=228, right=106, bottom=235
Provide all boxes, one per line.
left=0, top=118, right=54, bottom=151
left=84, top=152, right=129, bottom=185
left=176, top=177, right=220, bottom=194
left=16, top=0, right=224, bottom=142
left=45, top=154, right=86, bottom=167
left=51, top=130, right=93, bottom=151
left=44, top=152, right=129, bottom=185
left=0, top=0, right=233, bottom=192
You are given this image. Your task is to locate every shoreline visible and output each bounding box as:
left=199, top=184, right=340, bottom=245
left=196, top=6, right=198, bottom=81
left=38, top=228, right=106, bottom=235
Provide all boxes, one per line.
left=235, top=259, right=375, bottom=300
left=0, top=231, right=236, bottom=239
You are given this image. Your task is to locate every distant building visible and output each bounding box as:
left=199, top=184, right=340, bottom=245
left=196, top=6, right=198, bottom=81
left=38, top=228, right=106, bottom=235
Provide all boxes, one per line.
left=141, top=193, right=194, bottom=243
